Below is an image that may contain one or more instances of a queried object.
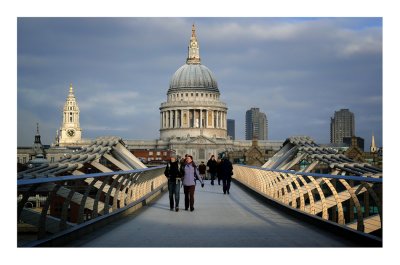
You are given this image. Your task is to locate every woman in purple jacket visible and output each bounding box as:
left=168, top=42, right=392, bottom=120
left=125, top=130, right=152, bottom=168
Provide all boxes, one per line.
left=181, top=155, right=204, bottom=211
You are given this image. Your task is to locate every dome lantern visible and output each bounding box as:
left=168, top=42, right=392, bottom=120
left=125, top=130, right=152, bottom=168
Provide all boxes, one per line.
left=187, top=24, right=201, bottom=65
left=168, top=25, right=219, bottom=94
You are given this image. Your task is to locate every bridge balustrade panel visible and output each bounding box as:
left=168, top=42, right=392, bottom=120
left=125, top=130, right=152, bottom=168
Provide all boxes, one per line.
left=17, top=166, right=167, bottom=247
left=233, top=165, right=382, bottom=237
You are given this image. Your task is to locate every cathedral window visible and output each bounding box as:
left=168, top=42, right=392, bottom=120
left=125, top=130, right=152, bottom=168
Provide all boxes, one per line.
left=196, top=93, right=198, bottom=97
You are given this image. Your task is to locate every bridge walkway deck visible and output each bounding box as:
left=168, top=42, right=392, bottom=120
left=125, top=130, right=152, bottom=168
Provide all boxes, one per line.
left=66, top=180, right=358, bottom=247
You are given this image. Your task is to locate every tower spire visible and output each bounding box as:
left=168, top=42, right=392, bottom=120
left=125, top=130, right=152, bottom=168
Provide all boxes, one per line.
left=187, top=24, right=201, bottom=64
left=69, top=83, right=74, bottom=96
left=192, top=23, right=196, bottom=37
left=34, top=123, right=42, bottom=145
left=370, top=132, right=378, bottom=153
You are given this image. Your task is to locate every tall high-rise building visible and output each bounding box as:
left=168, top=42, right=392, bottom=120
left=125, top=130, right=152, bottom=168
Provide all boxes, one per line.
left=245, top=108, right=268, bottom=140
left=330, top=109, right=354, bottom=144
left=227, top=119, right=235, bottom=140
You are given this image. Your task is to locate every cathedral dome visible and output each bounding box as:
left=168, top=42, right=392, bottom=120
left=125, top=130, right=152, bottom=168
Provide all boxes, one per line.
left=160, top=25, right=228, bottom=143
left=168, top=63, right=219, bottom=93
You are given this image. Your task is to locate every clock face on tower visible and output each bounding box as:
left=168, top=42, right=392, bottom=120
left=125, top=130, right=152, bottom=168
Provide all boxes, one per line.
left=67, top=129, right=75, bottom=137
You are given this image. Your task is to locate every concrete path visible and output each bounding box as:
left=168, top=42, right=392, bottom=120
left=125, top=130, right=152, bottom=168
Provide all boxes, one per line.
left=67, top=180, right=357, bottom=247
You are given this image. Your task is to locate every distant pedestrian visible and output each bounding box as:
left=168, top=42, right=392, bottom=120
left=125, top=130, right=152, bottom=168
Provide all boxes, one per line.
left=216, top=158, right=222, bottom=185
left=180, top=154, right=189, bottom=167
left=198, top=161, right=207, bottom=181
left=207, top=155, right=217, bottom=185
left=181, top=155, right=204, bottom=211
left=219, top=156, right=233, bottom=194
left=164, top=154, right=182, bottom=211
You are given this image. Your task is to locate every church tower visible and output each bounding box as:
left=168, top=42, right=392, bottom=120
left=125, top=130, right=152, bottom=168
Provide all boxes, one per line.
left=33, top=123, right=45, bottom=157
left=58, top=83, right=82, bottom=146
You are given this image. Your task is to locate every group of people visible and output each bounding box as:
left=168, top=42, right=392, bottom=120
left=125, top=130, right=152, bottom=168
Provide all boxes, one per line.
left=206, top=155, right=233, bottom=194
left=164, top=154, right=233, bottom=213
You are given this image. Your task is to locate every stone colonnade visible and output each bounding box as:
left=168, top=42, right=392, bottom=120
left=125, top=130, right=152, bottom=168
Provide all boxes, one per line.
left=160, top=109, right=226, bottom=129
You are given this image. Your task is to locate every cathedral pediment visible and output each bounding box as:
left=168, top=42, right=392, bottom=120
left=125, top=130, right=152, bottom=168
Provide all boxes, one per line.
left=186, top=135, right=217, bottom=145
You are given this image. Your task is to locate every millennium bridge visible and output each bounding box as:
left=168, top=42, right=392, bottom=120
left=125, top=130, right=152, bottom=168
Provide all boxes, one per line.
left=17, top=136, right=382, bottom=247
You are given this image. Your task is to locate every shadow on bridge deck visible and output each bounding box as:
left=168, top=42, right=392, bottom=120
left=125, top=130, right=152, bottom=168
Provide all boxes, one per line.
left=65, top=180, right=359, bottom=247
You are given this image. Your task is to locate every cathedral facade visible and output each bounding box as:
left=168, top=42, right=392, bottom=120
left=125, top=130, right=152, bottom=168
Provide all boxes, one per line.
left=159, top=25, right=228, bottom=141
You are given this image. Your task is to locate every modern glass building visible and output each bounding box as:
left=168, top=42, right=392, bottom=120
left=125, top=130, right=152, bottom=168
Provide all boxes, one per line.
left=245, top=108, right=268, bottom=140
left=330, top=109, right=355, bottom=144
left=227, top=119, right=235, bottom=140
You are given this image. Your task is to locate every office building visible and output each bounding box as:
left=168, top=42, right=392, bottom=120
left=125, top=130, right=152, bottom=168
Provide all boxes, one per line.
left=245, top=108, right=268, bottom=140
left=227, top=119, right=235, bottom=140
left=330, top=109, right=355, bottom=144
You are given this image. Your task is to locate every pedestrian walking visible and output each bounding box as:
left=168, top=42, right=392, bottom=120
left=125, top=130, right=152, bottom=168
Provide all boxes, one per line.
left=219, top=156, right=233, bottom=194
left=181, top=155, right=204, bottom=211
left=164, top=154, right=182, bottom=211
left=198, top=161, right=207, bottom=181
left=206, top=155, right=217, bottom=185
left=216, top=157, right=222, bottom=185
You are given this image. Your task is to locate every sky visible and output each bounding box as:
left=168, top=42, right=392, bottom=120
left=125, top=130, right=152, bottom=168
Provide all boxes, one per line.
left=17, top=17, right=382, bottom=150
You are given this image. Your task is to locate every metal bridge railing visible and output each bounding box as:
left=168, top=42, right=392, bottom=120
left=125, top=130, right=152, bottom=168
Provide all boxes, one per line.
left=17, top=166, right=167, bottom=247
left=233, top=165, right=382, bottom=237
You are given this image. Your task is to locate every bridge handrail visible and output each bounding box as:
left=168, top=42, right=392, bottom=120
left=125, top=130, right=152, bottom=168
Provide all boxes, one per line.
left=17, top=165, right=168, bottom=247
left=232, top=164, right=382, bottom=238
left=239, top=165, right=382, bottom=183
left=17, top=166, right=166, bottom=186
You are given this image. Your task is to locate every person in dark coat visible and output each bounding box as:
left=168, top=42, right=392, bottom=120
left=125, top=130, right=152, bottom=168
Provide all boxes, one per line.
left=164, top=155, right=182, bottom=211
left=216, top=158, right=222, bottom=185
left=219, top=157, right=233, bottom=194
left=198, top=161, right=207, bottom=181
left=206, top=155, right=217, bottom=185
